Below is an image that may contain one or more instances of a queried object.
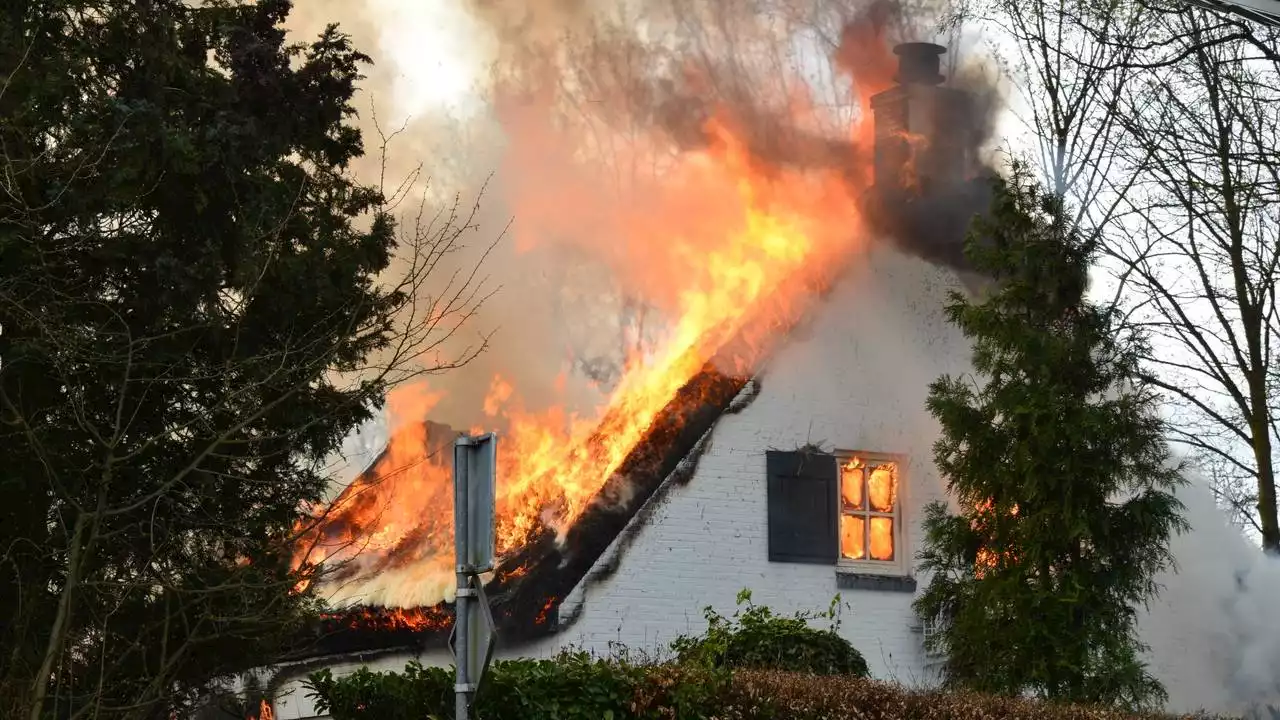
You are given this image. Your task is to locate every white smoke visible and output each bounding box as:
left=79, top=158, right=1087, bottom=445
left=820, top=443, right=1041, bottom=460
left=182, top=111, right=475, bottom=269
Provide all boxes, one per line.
left=1141, top=470, right=1280, bottom=716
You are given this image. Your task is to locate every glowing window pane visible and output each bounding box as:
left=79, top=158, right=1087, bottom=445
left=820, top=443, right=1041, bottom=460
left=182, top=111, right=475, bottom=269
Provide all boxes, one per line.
left=868, top=464, right=897, bottom=512
left=869, top=517, right=894, bottom=561
left=840, top=515, right=866, bottom=560
left=841, top=461, right=864, bottom=510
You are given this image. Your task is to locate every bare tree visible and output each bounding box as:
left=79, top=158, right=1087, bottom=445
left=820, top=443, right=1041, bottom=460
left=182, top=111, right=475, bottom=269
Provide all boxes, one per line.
left=1107, top=6, right=1280, bottom=548
left=949, top=0, right=1150, bottom=236
left=945, top=0, right=1280, bottom=549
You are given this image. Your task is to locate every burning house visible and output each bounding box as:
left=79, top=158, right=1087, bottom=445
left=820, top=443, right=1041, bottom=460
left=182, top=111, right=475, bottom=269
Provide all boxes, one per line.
left=255, top=40, right=1218, bottom=719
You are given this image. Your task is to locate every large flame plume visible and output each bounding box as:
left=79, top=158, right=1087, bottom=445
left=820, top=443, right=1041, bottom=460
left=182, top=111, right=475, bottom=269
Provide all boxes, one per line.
left=290, top=0, right=919, bottom=613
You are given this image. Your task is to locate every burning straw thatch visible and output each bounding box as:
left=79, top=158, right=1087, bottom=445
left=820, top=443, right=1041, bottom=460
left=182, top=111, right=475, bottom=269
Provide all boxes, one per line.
left=292, top=365, right=748, bottom=658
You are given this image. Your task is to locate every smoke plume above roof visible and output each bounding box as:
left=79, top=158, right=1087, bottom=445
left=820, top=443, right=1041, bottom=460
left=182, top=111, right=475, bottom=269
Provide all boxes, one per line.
left=284, top=0, right=1001, bottom=444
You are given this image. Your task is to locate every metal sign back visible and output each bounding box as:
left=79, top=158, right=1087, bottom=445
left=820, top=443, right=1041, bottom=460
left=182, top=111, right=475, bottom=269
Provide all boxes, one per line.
left=453, top=433, right=497, bottom=573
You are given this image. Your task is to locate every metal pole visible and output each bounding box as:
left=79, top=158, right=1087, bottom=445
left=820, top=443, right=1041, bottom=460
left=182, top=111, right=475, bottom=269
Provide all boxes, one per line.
left=454, top=442, right=471, bottom=720
left=451, top=433, right=496, bottom=720
left=455, top=574, right=470, bottom=720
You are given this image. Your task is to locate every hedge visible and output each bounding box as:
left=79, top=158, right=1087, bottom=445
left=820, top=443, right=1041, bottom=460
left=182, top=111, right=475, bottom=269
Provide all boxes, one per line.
left=306, top=661, right=1228, bottom=720
left=303, top=592, right=1229, bottom=720
left=722, top=670, right=1227, bottom=720
left=307, top=655, right=724, bottom=720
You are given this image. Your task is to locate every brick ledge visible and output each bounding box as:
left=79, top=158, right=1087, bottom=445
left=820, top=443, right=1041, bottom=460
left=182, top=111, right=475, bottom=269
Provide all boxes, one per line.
left=835, top=571, right=917, bottom=593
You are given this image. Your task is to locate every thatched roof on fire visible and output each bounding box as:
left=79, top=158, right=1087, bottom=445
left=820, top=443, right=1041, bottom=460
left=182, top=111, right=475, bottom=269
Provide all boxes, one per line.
left=284, top=363, right=754, bottom=662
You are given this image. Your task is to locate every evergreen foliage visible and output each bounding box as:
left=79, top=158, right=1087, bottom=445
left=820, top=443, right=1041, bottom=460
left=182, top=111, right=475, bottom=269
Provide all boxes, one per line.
left=0, top=1, right=431, bottom=716
left=912, top=164, right=1187, bottom=710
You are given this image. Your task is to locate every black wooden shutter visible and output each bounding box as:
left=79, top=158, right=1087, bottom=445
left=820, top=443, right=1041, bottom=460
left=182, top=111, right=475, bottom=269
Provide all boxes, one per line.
left=766, top=450, right=838, bottom=564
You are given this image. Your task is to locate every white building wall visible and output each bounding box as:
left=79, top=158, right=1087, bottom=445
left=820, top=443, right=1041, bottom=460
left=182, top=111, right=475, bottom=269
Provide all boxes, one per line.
left=268, top=245, right=1214, bottom=718
left=529, top=244, right=972, bottom=683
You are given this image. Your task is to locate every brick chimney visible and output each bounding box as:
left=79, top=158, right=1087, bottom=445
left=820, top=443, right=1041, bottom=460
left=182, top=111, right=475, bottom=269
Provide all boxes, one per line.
left=861, top=41, right=994, bottom=283
left=871, top=43, right=979, bottom=196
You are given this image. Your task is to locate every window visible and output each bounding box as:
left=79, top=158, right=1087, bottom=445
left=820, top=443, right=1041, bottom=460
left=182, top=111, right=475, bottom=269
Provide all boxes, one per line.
left=838, top=455, right=902, bottom=567
left=766, top=450, right=907, bottom=576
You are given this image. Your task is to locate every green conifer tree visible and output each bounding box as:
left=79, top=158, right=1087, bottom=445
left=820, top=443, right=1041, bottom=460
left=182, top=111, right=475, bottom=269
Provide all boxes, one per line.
left=913, top=163, right=1187, bottom=710
left=0, top=2, right=484, bottom=717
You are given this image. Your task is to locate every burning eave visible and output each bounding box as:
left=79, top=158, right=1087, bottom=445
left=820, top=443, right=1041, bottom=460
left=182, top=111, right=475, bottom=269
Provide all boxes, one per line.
left=286, top=364, right=750, bottom=660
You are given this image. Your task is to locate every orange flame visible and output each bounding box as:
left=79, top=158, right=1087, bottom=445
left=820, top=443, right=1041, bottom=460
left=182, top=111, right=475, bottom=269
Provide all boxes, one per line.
left=894, top=130, right=931, bottom=194
left=534, top=596, right=557, bottom=625
left=973, top=499, right=1020, bottom=578
left=293, top=20, right=903, bottom=613
left=247, top=699, right=273, bottom=720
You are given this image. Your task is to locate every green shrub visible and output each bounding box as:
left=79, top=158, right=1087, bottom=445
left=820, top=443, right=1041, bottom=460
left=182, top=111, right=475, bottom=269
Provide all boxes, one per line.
left=471, top=653, right=638, bottom=720
left=670, top=589, right=869, bottom=677
left=307, top=661, right=451, bottom=720
left=306, top=652, right=727, bottom=720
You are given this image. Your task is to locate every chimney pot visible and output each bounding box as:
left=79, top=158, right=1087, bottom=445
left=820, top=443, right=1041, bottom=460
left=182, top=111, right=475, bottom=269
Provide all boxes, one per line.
left=894, top=42, right=947, bottom=86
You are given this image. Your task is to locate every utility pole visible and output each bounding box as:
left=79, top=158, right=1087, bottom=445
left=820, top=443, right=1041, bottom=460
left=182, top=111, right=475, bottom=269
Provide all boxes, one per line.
left=449, top=433, right=498, bottom=720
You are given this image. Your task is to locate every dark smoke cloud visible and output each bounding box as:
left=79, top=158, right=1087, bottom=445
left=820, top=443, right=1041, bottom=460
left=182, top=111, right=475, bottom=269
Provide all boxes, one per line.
left=863, top=172, right=1000, bottom=276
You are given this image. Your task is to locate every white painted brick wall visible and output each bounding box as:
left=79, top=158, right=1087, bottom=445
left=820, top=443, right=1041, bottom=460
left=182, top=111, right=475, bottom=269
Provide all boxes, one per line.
left=267, top=245, right=1214, bottom=718
left=533, top=246, right=972, bottom=685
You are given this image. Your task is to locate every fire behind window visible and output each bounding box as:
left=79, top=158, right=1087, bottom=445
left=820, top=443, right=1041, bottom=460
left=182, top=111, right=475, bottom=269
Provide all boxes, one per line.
left=839, top=457, right=899, bottom=562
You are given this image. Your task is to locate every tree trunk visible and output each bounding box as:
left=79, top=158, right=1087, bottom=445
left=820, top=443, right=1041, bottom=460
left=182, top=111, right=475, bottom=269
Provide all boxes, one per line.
left=28, top=511, right=89, bottom=720
left=1250, top=409, right=1279, bottom=552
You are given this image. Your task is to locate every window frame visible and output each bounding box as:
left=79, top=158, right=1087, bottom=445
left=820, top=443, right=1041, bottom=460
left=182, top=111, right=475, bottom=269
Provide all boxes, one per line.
left=834, top=449, right=908, bottom=576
